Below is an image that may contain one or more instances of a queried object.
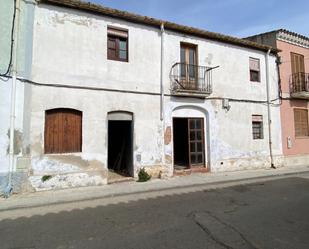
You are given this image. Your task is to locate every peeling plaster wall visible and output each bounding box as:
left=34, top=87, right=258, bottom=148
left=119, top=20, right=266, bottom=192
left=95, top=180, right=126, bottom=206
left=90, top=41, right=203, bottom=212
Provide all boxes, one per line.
left=0, top=0, right=35, bottom=193
left=0, top=79, right=25, bottom=168
left=28, top=3, right=164, bottom=189
left=32, top=5, right=161, bottom=92
left=27, top=3, right=284, bottom=190
left=0, top=78, right=26, bottom=192
left=162, top=30, right=283, bottom=172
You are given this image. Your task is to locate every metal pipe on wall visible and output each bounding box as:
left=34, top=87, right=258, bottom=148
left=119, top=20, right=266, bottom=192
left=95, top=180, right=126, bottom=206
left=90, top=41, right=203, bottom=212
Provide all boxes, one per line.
left=265, top=48, right=275, bottom=169
left=160, top=23, right=165, bottom=121
left=4, top=0, right=21, bottom=197
left=160, top=22, right=165, bottom=166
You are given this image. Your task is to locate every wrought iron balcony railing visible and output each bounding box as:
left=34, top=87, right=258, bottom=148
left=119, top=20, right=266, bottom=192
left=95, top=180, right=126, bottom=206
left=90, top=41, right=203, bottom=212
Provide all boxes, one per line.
left=290, top=72, right=309, bottom=94
left=170, top=63, right=217, bottom=95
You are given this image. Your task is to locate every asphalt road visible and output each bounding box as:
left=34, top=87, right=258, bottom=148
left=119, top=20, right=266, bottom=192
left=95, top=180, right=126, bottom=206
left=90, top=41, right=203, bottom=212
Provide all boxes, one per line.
left=0, top=176, right=309, bottom=249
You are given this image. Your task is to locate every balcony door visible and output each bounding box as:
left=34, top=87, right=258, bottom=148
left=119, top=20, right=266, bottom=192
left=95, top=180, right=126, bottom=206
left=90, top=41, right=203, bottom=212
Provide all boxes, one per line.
left=291, top=52, right=305, bottom=91
left=180, top=43, right=198, bottom=89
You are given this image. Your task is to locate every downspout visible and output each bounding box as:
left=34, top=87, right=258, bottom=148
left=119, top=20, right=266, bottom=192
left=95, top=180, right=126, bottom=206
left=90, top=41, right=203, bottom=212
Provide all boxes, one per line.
left=160, top=23, right=165, bottom=167
left=265, top=49, right=276, bottom=169
left=4, top=0, right=21, bottom=197
left=160, top=23, right=165, bottom=121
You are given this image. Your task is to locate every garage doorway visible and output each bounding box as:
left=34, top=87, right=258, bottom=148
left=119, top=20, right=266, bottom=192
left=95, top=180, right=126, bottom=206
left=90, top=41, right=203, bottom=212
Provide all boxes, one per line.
left=108, top=112, right=133, bottom=179
left=173, top=118, right=205, bottom=170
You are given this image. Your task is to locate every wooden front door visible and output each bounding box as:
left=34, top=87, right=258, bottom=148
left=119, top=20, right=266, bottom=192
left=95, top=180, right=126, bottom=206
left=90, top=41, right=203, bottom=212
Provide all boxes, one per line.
left=45, top=109, right=82, bottom=154
left=188, top=118, right=205, bottom=166
left=291, top=52, right=305, bottom=91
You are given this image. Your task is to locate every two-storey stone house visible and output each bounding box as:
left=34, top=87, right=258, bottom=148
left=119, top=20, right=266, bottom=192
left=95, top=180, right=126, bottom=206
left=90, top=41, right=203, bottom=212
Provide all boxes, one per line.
left=0, top=0, right=283, bottom=192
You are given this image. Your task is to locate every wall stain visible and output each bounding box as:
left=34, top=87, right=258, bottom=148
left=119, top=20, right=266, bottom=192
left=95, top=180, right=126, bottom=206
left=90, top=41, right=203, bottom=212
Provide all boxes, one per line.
left=51, top=13, right=93, bottom=27
left=7, top=129, right=23, bottom=155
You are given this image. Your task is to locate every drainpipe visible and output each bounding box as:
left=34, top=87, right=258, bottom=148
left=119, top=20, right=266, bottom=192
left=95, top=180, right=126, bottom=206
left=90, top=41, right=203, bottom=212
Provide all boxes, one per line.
left=4, top=0, right=21, bottom=197
left=160, top=23, right=165, bottom=121
left=160, top=23, right=165, bottom=167
left=265, top=49, right=275, bottom=169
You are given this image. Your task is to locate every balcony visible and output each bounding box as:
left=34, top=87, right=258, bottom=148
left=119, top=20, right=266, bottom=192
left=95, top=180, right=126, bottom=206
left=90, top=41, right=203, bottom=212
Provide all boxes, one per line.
left=170, top=63, right=216, bottom=98
left=290, top=72, right=309, bottom=99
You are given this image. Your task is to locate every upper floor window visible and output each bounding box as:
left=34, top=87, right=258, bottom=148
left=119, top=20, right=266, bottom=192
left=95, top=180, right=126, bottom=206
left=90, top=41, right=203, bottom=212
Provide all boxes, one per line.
left=180, top=43, right=198, bottom=86
left=291, top=52, right=305, bottom=75
left=249, top=57, right=260, bottom=82
left=294, top=109, right=309, bottom=137
left=180, top=43, right=197, bottom=66
left=252, top=115, right=263, bottom=139
left=291, top=53, right=306, bottom=92
left=107, top=26, right=128, bottom=62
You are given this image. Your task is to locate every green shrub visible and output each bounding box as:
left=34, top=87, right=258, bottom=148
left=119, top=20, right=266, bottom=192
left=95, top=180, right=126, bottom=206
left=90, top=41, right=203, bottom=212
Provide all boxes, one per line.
left=137, top=168, right=151, bottom=182
left=42, top=175, right=52, bottom=182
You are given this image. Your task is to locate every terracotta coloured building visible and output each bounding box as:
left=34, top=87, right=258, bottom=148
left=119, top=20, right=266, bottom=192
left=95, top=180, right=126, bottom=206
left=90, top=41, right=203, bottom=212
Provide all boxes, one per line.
left=247, top=29, right=309, bottom=166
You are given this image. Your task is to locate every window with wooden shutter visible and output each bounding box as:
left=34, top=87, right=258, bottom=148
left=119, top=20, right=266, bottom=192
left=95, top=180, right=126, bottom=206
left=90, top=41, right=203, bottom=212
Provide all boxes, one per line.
left=252, top=115, right=263, bottom=139
left=249, top=58, right=260, bottom=82
left=294, top=109, right=309, bottom=137
left=291, top=53, right=305, bottom=74
left=291, top=53, right=306, bottom=91
left=107, top=26, right=128, bottom=62
left=45, top=108, right=82, bottom=154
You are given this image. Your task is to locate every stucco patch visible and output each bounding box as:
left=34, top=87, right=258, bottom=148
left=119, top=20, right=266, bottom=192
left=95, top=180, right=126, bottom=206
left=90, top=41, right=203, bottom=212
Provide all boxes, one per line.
left=164, top=126, right=171, bottom=145
left=51, top=12, right=93, bottom=27
left=29, top=173, right=106, bottom=191
left=165, top=155, right=172, bottom=164
left=6, top=129, right=23, bottom=155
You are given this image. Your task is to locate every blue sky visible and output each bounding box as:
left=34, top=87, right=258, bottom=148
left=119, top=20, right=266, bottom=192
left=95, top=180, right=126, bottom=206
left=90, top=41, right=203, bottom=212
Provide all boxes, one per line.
left=91, top=0, right=309, bottom=37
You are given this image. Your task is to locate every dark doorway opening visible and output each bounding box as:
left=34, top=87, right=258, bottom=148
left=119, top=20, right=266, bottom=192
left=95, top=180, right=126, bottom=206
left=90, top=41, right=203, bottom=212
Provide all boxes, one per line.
left=173, top=117, right=206, bottom=170
left=173, top=118, right=189, bottom=169
left=108, top=120, right=133, bottom=177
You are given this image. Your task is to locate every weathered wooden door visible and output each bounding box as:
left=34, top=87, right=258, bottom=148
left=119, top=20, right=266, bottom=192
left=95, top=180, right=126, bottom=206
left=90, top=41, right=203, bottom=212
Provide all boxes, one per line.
left=188, top=118, right=205, bottom=167
left=180, top=43, right=197, bottom=89
left=45, top=109, right=82, bottom=154
left=291, top=52, right=305, bottom=91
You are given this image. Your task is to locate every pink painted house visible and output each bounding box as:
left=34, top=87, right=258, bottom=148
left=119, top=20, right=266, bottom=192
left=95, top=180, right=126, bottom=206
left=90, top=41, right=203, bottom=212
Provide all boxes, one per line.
left=247, top=30, right=309, bottom=166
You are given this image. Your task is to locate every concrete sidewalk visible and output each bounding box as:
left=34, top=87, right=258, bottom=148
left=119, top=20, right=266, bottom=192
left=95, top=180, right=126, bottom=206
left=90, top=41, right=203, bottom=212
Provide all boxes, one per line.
left=1, top=165, right=309, bottom=212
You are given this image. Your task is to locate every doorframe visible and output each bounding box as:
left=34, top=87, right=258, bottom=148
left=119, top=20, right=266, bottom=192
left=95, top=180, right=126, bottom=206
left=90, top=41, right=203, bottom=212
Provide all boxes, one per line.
left=107, top=111, right=134, bottom=178
left=170, top=104, right=212, bottom=172
left=172, top=116, right=207, bottom=170
left=187, top=117, right=206, bottom=168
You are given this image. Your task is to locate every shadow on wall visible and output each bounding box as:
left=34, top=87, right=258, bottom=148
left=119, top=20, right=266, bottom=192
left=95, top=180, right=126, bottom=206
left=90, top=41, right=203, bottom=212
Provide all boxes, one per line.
left=289, top=100, right=309, bottom=108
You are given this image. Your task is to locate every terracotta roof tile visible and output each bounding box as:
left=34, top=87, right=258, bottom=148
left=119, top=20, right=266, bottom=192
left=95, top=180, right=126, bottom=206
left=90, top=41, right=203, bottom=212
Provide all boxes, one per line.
left=40, top=0, right=279, bottom=54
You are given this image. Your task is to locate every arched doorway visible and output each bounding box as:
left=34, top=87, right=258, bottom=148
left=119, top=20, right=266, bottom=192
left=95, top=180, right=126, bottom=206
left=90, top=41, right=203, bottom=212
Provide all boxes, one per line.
left=107, top=111, right=134, bottom=178
left=172, top=106, right=209, bottom=170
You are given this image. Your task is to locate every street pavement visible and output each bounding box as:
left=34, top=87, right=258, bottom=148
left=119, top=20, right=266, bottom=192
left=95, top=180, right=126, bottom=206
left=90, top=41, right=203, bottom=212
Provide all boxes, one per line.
left=0, top=174, right=309, bottom=249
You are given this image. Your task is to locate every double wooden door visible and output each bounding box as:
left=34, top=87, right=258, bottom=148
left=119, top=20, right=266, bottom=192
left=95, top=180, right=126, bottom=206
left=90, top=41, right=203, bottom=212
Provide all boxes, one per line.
left=180, top=43, right=198, bottom=89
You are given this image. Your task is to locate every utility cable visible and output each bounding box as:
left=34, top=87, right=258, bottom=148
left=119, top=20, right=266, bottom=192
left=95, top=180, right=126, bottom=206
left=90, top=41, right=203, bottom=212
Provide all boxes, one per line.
left=0, top=0, right=17, bottom=77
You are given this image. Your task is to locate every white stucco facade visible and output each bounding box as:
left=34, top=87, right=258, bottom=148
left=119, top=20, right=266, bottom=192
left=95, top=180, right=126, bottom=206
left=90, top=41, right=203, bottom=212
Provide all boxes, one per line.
left=5, top=3, right=284, bottom=191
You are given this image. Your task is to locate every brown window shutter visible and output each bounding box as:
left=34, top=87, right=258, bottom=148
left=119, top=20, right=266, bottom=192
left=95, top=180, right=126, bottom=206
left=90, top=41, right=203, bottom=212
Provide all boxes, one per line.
left=294, top=109, right=309, bottom=137
left=291, top=53, right=305, bottom=74
left=107, top=26, right=128, bottom=62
